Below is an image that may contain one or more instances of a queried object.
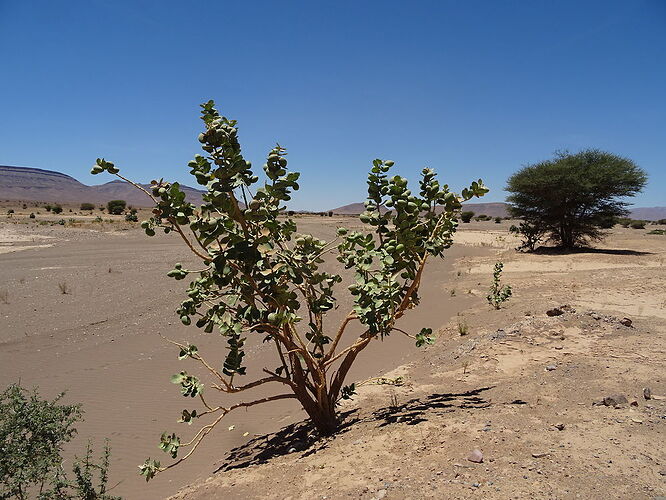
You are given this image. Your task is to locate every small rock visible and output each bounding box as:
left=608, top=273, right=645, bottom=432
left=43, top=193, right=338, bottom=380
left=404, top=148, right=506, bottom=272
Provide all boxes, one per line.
left=545, top=365, right=557, bottom=371
left=619, top=317, right=632, bottom=327
left=553, top=423, right=565, bottom=431
left=560, top=304, right=576, bottom=313
left=644, top=387, right=652, bottom=400
left=467, top=449, right=483, bottom=463
left=631, top=418, right=643, bottom=424
left=375, top=489, right=387, bottom=499
left=546, top=308, right=564, bottom=317
left=590, top=312, right=601, bottom=320
left=630, top=400, right=638, bottom=407
left=603, top=394, right=628, bottom=407
left=532, top=452, right=549, bottom=458
left=288, top=447, right=297, bottom=453
left=472, top=482, right=480, bottom=488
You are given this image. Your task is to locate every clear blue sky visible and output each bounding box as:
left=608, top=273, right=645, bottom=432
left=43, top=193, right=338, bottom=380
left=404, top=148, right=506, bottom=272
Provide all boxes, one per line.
left=1, top=0, right=664, bottom=210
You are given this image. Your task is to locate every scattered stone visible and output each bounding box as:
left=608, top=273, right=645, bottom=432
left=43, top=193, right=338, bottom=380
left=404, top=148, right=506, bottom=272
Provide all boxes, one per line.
left=603, top=394, right=628, bottom=407
left=560, top=304, right=576, bottom=313
left=630, top=400, right=639, bottom=407
left=532, top=452, right=549, bottom=458
left=590, top=312, right=601, bottom=320
left=288, top=447, right=297, bottom=453
left=631, top=418, right=643, bottom=424
left=644, top=387, right=652, bottom=400
left=546, top=307, right=564, bottom=317
left=553, top=423, right=565, bottom=431
left=472, top=482, right=481, bottom=488
left=620, top=317, right=633, bottom=327
left=375, top=489, right=387, bottom=499
left=545, top=365, right=557, bottom=371
left=467, top=449, right=484, bottom=463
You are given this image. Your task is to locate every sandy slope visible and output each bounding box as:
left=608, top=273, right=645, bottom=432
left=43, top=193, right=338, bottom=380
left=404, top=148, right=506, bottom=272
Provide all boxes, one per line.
left=165, top=223, right=666, bottom=500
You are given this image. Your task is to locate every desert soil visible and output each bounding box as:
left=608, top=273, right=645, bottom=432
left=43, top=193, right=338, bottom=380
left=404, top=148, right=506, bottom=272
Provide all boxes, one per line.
left=1, top=214, right=665, bottom=499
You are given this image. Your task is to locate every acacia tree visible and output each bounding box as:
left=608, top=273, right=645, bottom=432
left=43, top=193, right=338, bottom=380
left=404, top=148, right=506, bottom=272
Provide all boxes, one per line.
left=506, top=150, right=647, bottom=249
left=91, top=100, right=488, bottom=480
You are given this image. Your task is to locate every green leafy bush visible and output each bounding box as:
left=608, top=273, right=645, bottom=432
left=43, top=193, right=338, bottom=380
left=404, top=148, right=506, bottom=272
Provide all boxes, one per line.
left=509, top=221, right=544, bottom=252
left=0, top=384, right=119, bottom=499
left=106, top=200, right=126, bottom=215
left=494, top=217, right=501, bottom=223
left=630, top=220, right=646, bottom=229
left=460, top=211, right=474, bottom=223
left=91, top=100, right=487, bottom=481
left=80, top=203, right=95, bottom=211
left=125, top=213, right=138, bottom=222
left=52, top=205, right=64, bottom=214
left=487, top=262, right=512, bottom=309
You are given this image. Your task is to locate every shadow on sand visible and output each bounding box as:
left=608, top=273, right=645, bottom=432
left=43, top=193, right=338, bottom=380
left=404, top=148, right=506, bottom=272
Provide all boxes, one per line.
left=533, top=246, right=652, bottom=256
left=214, top=386, right=493, bottom=473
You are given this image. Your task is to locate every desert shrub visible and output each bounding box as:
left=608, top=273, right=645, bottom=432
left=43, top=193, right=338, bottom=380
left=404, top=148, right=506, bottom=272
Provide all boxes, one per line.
left=487, top=262, right=511, bottom=309
left=52, top=205, right=64, bottom=214
left=22, top=204, right=27, bottom=209
left=107, top=200, right=126, bottom=215
left=460, top=211, right=474, bottom=223
left=656, top=219, right=666, bottom=225
left=91, top=100, right=488, bottom=480
left=630, top=220, right=646, bottom=229
left=45, top=204, right=52, bottom=212
left=125, top=213, right=138, bottom=222
left=0, top=384, right=119, bottom=499
left=57, top=219, right=66, bottom=225
left=506, top=150, right=647, bottom=248
left=494, top=217, right=501, bottom=224
left=58, top=282, right=70, bottom=294
left=7, top=209, right=14, bottom=215
left=648, top=229, right=665, bottom=235
left=29, top=213, right=35, bottom=219
left=509, top=221, right=544, bottom=252
left=80, top=203, right=95, bottom=211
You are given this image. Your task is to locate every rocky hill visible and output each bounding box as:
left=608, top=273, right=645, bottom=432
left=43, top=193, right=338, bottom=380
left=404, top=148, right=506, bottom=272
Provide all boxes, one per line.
left=0, top=165, right=204, bottom=206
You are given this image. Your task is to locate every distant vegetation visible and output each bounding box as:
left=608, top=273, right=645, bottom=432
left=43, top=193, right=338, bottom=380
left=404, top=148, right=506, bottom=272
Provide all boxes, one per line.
left=460, top=211, right=474, bottom=223
left=91, top=99, right=488, bottom=481
left=507, top=150, right=647, bottom=250
left=106, top=200, right=126, bottom=215
left=80, top=202, right=95, bottom=211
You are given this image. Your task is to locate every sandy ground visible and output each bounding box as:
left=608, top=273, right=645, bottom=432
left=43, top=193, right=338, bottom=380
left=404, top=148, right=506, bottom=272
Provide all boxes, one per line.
left=1, top=215, right=486, bottom=499
left=162, top=222, right=665, bottom=500
left=1, top=215, right=665, bottom=499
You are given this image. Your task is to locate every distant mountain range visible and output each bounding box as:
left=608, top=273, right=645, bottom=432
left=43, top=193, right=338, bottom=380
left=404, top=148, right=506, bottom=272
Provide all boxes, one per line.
left=0, top=165, right=204, bottom=206
left=330, top=201, right=666, bottom=221
left=1, top=165, right=663, bottom=219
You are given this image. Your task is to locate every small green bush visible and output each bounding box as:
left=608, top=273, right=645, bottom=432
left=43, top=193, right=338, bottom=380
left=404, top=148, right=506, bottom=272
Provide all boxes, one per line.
left=80, top=203, right=95, bottom=211
left=29, top=213, right=36, bottom=219
left=52, top=205, right=63, bottom=214
left=630, top=220, right=646, bottom=229
left=0, top=384, right=119, bottom=499
left=460, top=211, right=474, bottom=223
left=125, top=213, right=138, bottom=222
left=648, top=229, right=665, bottom=235
left=494, top=217, right=501, bottom=223
left=487, top=262, right=512, bottom=309
left=107, top=200, right=126, bottom=215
